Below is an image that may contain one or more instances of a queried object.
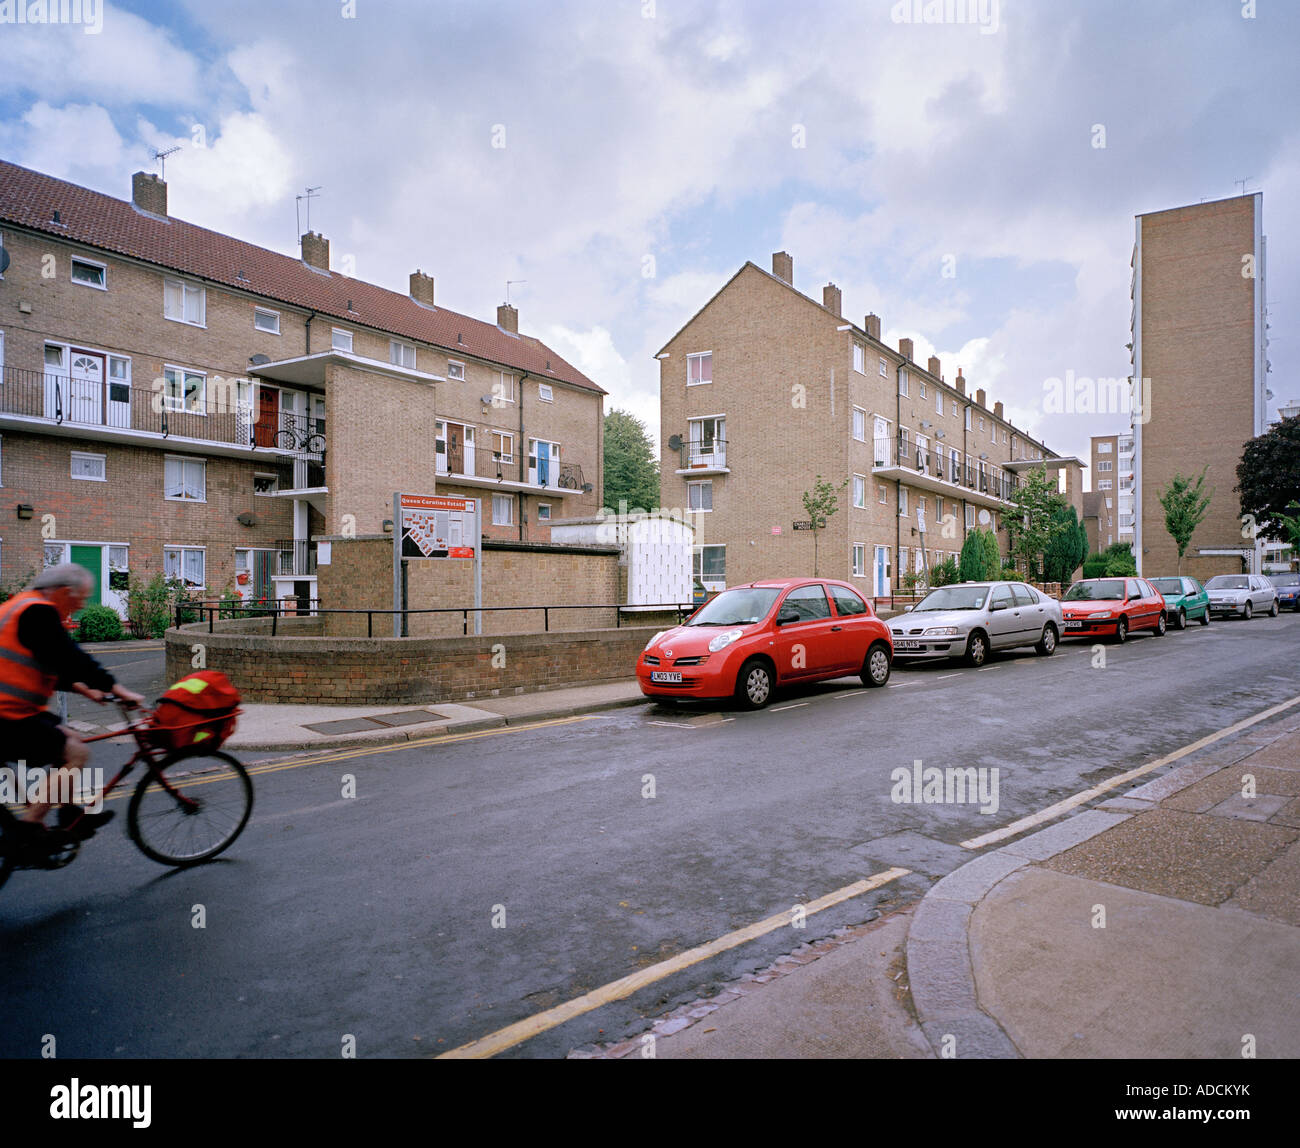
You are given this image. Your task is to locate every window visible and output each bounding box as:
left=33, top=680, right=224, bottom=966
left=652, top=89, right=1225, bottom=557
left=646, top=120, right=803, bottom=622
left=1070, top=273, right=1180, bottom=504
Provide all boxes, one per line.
left=538, top=383, right=554, bottom=403
left=952, top=399, right=958, bottom=417
left=254, top=307, right=281, bottom=334
left=879, top=357, right=888, bottom=377
left=492, top=494, right=513, bottom=525
left=686, top=417, right=725, bottom=466
left=163, top=277, right=205, bottom=325
left=162, top=365, right=206, bottom=412
left=782, top=585, right=831, bottom=620
left=537, top=503, right=551, bottom=522
left=898, top=487, right=908, bottom=517
left=1098, top=442, right=1112, bottom=453
left=852, top=407, right=866, bottom=441
left=919, top=380, right=927, bottom=399
left=937, top=389, right=944, bottom=416
left=108, top=355, right=131, bottom=405
left=164, top=456, right=206, bottom=501
left=852, top=544, right=866, bottom=578
left=1098, top=479, right=1112, bottom=490
left=853, top=344, right=865, bottom=374
left=70, top=452, right=105, bottom=481
left=935, top=496, right=943, bottom=522
left=1097, top=460, right=1113, bottom=473
left=965, top=504, right=976, bottom=528
left=389, top=340, right=416, bottom=369
left=1105, top=498, right=1113, bottom=509
left=693, top=544, right=725, bottom=585
left=899, top=546, right=909, bottom=575
left=254, top=472, right=279, bottom=496
left=493, top=371, right=515, bottom=404
left=163, top=547, right=205, bottom=588
left=331, top=328, right=353, bottom=352
left=978, top=416, right=985, bottom=431
left=528, top=438, right=561, bottom=486
left=687, top=351, right=712, bottom=386
left=853, top=474, right=866, bottom=508
left=447, top=361, right=466, bottom=380
left=687, top=481, right=713, bottom=511
left=71, top=257, right=106, bottom=290
left=490, top=430, right=514, bottom=465
left=877, top=484, right=887, bottom=505
left=965, top=407, right=972, bottom=430
left=898, top=369, right=908, bottom=397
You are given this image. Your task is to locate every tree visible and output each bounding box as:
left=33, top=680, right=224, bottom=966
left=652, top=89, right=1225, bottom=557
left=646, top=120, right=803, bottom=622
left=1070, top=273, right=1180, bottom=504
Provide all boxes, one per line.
left=1102, top=540, right=1137, bottom=577
left=1237, top=413, right=1300, bottom=541
left=1006, top=465, right=1068, bottom=581
left=801, top=475, right=847, bottom=576
left=960, top=528, right=999, bottom=581
left=982, top=529, right=1002, bottom=580
left=603, top=410, right=660, bottom=513
left=1158, top=467, right=1212, bottom=573
left=1042, top=504, right=1089, bottom=584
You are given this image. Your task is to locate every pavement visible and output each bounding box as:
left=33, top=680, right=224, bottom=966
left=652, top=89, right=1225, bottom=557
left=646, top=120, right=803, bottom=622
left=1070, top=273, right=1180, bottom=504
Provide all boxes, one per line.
left=65, top=647, right=1300, bottom=1059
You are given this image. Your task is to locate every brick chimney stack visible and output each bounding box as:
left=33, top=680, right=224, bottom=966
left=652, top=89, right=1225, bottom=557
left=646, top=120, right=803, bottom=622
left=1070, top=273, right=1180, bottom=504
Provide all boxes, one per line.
left=956, top=367, right=966, bottom=395
left=976, top=388, right=987, bottom=408
left=132, top=171, right=167, bottom=216
left=994, top=400, right=1004, bottom=420
left=898, top=337, right=914, bottom=362
left=927, top=355, right=941, bottom=378
left=497, top=303, right=518, bottom=333
left=864, top=313, right=881, bottom=340
left=410, top=270, right=436, bottom=307
left=301, top=231, right=330, bottom=272
left=822, top=283, right=842, bottom=317
left=772, top=251, right=793, bottom=284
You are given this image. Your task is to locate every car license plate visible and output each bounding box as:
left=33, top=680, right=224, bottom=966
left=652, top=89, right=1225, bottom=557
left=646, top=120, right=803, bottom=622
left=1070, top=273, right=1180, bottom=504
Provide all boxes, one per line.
left=1065, top=620, right=1083, bottom=629
left=650, top=671, right=683, bottom=683
left=894, top=640, right=921, bottom=650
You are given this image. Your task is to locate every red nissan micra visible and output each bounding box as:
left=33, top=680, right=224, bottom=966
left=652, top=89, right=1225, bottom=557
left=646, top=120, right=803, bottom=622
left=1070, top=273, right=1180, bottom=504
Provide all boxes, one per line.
left=637, top=578, right=894, bottom=709
left=1060, top=576, right=1168, bottom=643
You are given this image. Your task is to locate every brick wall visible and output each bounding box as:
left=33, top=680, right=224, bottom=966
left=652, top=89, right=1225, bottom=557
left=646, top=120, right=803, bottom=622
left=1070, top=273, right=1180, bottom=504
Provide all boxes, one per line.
left=165, top=623, right=658, bottom=704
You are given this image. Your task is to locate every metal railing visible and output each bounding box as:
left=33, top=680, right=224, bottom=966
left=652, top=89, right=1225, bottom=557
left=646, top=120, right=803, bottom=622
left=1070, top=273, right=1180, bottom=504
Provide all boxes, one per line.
left=678, top=438, right=728, bottom=470
left=877, top=431, right=1020, bottom=501
left=177, top=599, right=696, bottom=638
left=276, top=539, right=318, bottom=576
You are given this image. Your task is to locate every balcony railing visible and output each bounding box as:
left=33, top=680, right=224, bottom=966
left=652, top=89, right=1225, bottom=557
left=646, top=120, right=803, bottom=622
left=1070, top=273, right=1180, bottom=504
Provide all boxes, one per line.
left=276, top=539, right=318, bottom=577
left=678, top=438, right=728, bottom=470
left=876, top=432, right=1020, bottom=501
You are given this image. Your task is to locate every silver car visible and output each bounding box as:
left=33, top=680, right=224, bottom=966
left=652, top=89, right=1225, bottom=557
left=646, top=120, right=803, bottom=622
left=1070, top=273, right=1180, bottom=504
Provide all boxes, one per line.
left=1205, top=574, right=1279, bottom=619
left=890, top=581, right=1064, bottom=667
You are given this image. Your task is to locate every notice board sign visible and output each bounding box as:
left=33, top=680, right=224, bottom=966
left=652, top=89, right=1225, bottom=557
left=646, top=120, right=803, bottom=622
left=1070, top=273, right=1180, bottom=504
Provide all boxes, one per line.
left=399, top=493, right=477, bottom=559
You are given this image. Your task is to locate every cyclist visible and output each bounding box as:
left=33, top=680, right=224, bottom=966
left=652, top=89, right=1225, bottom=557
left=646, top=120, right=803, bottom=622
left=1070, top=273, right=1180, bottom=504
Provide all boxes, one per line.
left=0, top=563, right=145, bottom=848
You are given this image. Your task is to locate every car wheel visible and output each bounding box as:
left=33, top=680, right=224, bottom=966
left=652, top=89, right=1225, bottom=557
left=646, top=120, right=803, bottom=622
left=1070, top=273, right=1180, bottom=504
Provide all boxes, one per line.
left=735, top=658, right=774, bottom=710
left=1269, top=599, right=1279, bottom=617
left=1154, top=612, right=1167, bottom=637
left=1199, top=607, right=1210, bottom=626
left=861, top=642, right=892, bottom=688
left=964, top=630, right=988, bottom=667
left=1243, top=601, right=1253, bottom=620
left=1035, top=623, right=1057, bottom=656
left=1175, top=607, right=1186, bottom=630
left=1115, top=616, right=1129, bottom=643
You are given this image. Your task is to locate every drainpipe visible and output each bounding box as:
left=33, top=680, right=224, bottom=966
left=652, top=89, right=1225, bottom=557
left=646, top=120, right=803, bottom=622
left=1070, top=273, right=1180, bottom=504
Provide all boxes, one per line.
left=305, top=311, right=317, bottom=355
left=895, top=361, right=903, bottom=599
left=517, top=371, right=527, bottom=541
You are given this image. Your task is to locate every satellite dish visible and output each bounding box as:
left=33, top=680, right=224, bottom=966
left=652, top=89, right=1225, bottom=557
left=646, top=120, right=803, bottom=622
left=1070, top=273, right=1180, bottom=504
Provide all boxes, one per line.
left=667, top=434, right=683, bottom=450
left=248, top=353, right=271, bottom=366
left=978, top=509, right=992, bottom=526
left=0, top=246, right=9, bottom=274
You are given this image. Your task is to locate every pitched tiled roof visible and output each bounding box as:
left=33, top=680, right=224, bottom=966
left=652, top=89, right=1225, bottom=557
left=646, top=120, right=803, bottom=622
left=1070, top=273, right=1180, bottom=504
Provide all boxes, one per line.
left=0, top=159, right=604, bottom=395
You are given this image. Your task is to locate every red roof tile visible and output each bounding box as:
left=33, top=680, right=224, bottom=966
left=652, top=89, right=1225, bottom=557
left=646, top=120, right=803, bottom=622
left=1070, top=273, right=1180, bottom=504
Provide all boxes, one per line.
left=0, top=159, right=604, bottom=395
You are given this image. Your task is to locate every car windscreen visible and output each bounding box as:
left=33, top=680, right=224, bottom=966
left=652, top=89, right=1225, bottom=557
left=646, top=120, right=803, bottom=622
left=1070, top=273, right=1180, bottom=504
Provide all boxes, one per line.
left=685, top=587, right=779, bottom=626
left=1064, top=580, right=1126, bottom=601
left=1150, top=578, right=1184, bottom=595
left=1206, top=576, right=1249, bottom=590
left=912, top=585, right=988, bottom=611
left=1269, top=574, right=1300, bottom=586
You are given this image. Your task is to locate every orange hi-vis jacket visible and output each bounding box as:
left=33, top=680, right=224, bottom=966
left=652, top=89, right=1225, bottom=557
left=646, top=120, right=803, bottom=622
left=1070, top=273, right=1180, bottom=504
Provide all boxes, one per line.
left=0, top=590, right=61, bottom=720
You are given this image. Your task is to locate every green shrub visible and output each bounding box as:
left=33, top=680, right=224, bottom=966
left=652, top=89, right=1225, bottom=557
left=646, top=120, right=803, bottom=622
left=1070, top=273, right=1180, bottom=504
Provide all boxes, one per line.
left=930, top=557, right=959, bottom=587
left=999, top=566, right=1019, bottom=581
left=73, top=604, right=123, bottom=643
left=1082, top=553, right=1108, bottom=579
left=126, top=573, right=193, bottom=638
left=1104, top=554, right=1137, bottom=577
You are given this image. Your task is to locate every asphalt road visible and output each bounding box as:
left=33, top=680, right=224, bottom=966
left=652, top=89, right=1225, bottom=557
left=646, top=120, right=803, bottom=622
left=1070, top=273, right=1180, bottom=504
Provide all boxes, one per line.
left=2, top=614, right=1298, bottom=1058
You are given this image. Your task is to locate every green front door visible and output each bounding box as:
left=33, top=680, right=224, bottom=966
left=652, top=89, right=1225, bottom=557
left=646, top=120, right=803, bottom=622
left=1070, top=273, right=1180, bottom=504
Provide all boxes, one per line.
left=68, top=545, right=103, bottom=610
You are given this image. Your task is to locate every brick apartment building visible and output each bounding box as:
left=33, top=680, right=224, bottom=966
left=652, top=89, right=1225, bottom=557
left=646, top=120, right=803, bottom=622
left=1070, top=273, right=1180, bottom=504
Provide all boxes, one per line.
left=1130, top=193, right=1268, bottom=577
left=657, top=252, right=1076, bottom=596
left=1088, top=432, right=1133, bottom=548
left=0, top=160, right=605, bottom=614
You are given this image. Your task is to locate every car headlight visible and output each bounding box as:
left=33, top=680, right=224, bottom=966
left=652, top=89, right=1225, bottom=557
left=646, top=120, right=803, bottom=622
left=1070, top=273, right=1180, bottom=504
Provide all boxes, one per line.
left=708, top=629, right=744, bottom=653
left=645, top=630, right=667, bottom=650
left=923, top=626, right=959, bottom=637
left=1091, top=611, right=1112, bottom=619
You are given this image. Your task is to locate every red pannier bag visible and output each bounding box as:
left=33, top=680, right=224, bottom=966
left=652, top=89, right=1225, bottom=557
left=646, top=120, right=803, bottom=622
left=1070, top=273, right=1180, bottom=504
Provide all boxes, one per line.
left=149, top=671, right=241, bottom=755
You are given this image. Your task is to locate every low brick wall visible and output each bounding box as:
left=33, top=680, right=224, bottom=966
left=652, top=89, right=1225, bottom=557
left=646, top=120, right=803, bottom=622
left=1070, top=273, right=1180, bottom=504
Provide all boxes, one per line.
left=165, top=623, right=661, bottom=704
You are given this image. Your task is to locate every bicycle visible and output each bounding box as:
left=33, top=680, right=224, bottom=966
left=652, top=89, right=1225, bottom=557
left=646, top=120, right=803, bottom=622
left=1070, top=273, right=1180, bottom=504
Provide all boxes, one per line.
left=0, top=697, right=253, bottom=891
left=273, top=424, right=326, bottom=454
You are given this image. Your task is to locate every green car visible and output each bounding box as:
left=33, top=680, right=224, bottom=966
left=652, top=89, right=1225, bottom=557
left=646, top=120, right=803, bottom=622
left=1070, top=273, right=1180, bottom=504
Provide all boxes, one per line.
left=1149, top=576, right=1210, bottom=629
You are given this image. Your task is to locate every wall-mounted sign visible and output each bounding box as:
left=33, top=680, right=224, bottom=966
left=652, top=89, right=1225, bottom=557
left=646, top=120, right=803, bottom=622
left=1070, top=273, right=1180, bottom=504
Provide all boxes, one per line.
left=792, top=521, right=813, bottom=531
left=399, top=493, right=476, bottom=559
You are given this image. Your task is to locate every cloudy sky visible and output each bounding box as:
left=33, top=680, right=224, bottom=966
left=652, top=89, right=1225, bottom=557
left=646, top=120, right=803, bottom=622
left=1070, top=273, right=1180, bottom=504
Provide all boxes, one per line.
left=2, top=0, right=1296, bottom=477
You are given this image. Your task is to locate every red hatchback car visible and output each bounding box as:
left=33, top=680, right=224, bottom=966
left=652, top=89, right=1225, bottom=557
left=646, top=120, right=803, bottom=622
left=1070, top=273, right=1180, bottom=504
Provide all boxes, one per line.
left=1060, top=576, right=1168, bottom=643
left=637, top=578, right=894, bottom=709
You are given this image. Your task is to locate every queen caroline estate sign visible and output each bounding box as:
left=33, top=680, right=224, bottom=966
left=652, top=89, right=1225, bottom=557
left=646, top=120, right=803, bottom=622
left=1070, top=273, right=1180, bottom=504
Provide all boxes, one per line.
left=393, top=493, right=482, bottom=636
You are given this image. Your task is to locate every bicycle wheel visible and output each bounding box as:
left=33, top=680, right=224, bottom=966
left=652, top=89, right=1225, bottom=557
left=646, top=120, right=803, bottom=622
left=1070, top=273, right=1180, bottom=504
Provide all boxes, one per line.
left=127, top=751, right=253, bottom=867
left=305, top=433, right=326, bottom=454
left=273, top=429, right=298, bottom=451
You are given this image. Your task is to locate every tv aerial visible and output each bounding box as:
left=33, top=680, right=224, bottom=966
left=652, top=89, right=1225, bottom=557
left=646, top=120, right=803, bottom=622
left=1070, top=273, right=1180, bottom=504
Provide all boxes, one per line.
left=151, top=145, right=181, bottom=181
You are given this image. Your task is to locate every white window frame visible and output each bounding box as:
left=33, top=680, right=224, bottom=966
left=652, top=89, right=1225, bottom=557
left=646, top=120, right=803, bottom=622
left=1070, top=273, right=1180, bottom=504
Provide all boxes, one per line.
left=490, top=430, right=515, bottom=465
left=936, top=389, right=944, bottom=416
left=1098, top=479, right=1112, bottom=490
left=161, top=365, right=206, bottom=413
left=163, top=276, right=205, bottom=326
left=491, top=494, right=513, bottom=526
left=164, top=455, right=206, bottom=502
left=1098, top=442, right=1113, bottom=453
left=331, top=328, right=353, bottom=352
left=919, top=380, right=927, bottom=399
left=852, top=474, right=866, bottom=509
left=447, top=360, right=466, bottom=380
left=852, top=407, right=866, bottom=442
left=853, top=344, right=865, bottom=374
left=389, top=340, right=416, bottom=369
left=965, top=504, right=976, bottom=528
left=528, top=438, right=561, bottom=487
left=899, top=487, right=909, bottom=517
left=1097, top=460, right=1113, bottom=473
left=538, top=383, right=554, bottom=403
left=163, top=546, right=206, bottom=589
left=254, top=472, right=280, bottom=497
left=687, top=351, right=713, bottom=387
left=70, top=451, right=106, bottom=481
left=537, top=503, right=551, bottom=522
left=978, top=416, right=985, bottom=431
left=877, top=483, right=887, bottom=505
left=254, top=307, right=281, bottom=334
left=879, top=357, right=888, bottom=377
left=493, top=371, right=516, bottom=404
left=965, top=407, right=972, bottom=430
left=693, top=544, right=726, bottom=588
left=687, top=480, right=713, bottom=512
left=71, top=256, right=107, bottom=290
left=852, top=543, right=866, bottom=578
left=898, top=369, right=908, bottom=397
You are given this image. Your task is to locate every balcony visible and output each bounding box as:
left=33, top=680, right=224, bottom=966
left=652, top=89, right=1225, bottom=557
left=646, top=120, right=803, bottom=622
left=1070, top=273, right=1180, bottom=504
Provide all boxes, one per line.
left=676, top=438, right=729, bottom=476
left=434, top=455, right=589, bottom=497
left=276, top=538, right=318, bottom=577
left=872, top=432, right=1019, bottom=508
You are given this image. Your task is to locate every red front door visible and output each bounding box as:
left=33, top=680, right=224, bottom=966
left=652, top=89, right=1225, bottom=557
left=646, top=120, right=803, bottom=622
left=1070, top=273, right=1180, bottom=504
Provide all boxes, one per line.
left=447, top=423, right=464, bottom=473
left=255, top=386, right=280, bottom=448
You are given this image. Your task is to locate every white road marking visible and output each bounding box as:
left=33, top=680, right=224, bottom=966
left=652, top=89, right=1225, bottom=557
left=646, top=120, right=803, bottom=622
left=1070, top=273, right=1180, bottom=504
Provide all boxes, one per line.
left=770, top=703, right=809, bottom=712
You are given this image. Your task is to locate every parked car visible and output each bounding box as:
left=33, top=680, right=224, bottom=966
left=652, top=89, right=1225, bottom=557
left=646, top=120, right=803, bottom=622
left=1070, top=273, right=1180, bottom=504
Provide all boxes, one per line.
left=1149, top=576, right=1211, bottom=629
left=1205, top=574, right=1278, bottom=619
left=1060, top=577, right=1167, bottom=642
left=637, top=578, right=893, bottom=709
left=888, top=581, right=1063, bottom=667
left=1268, top=571, right=1300, bottom=611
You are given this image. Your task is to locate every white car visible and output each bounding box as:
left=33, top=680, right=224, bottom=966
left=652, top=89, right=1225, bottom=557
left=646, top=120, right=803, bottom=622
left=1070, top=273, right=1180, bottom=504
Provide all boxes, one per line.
left=889, top=581, right=1064, bottom=667
left=1205, top=574, right=1278, bottom=619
